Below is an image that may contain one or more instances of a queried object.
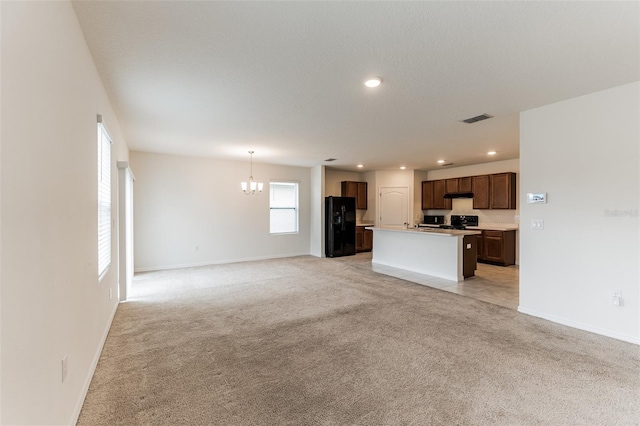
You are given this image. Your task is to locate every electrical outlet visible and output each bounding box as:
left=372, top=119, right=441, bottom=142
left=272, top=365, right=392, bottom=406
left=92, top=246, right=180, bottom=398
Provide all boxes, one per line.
left=62, top=355, right=68, bottom=383
left=612, top=290, right=623, bottom=307
left=531, top=219, right=544, bottom=230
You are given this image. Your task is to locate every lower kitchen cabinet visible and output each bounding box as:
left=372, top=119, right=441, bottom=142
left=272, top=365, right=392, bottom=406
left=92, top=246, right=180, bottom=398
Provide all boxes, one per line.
left=477, top=230, right=516, bottom=266
left=356, top=226, right=373, bottom=252
left=463, top=235, right=477, bottom=278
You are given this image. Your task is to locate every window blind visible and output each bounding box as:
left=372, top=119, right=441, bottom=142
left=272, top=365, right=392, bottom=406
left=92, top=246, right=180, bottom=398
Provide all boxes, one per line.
left=270, top=182, right=299, bottom=234
left=97, top=118, right=112, bottom=279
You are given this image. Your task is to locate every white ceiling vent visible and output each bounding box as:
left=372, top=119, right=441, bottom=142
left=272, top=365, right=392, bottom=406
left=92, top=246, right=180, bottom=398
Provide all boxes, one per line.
left=324, top=158, right=337, bottom=162
left=440, top=162, right=454, bottom=167
left=462, top=114, right=493, bottom=124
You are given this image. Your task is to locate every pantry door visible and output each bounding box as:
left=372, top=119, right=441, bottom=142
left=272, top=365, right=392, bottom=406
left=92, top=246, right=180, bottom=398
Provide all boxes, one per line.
left=379, top=186, right=409, bottom=229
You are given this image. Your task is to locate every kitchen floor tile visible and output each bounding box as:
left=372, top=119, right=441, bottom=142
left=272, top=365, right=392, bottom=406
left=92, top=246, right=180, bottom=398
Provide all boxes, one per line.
left=343, top=252, right=520, bottom=310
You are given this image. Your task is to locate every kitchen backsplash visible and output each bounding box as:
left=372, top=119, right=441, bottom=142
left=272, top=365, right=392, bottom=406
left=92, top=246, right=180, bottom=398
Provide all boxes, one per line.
left=425, top=198, right=520, bottom=226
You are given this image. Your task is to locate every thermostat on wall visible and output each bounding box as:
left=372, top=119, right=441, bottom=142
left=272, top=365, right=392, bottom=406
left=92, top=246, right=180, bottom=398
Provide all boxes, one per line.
left=526, top=193, right=547, bottom=204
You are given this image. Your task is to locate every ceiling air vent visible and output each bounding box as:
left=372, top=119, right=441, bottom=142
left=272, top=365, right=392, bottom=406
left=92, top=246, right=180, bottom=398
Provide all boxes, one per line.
left=440, top=162, right=454, bottom=167
left=324, top=158, right=337, bottom=162
left=462, top=114, right=493, bottom=124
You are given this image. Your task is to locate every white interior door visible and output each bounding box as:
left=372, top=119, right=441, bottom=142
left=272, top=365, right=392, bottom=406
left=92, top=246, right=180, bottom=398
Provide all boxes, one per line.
left=379, top=186, right=409, bottom=228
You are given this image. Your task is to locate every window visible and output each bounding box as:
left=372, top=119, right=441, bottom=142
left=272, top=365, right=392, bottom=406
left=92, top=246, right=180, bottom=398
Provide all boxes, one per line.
left=270, top=182, right=299, bottom=234
left=97, top=116, right=112, bottom=280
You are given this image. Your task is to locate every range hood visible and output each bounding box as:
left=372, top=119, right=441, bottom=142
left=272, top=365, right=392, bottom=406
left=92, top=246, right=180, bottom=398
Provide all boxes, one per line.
left=443, top=192, right=474, bottom=199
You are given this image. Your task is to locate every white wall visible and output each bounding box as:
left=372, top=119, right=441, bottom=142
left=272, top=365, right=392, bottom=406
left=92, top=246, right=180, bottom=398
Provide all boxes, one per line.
left=413, top=170, right=429, bottom=225
left=309, top=165, right=324, bottom=257
left=362, top=171, right=377, bottom=223
left=324, top=168, right=376, bottom=223
left=520, top=82, right=639, bottom=344
left=131, top=151, right=311, bottom=271
left=1, top=2, right=129, bottom=424
left=324, top=169, right=361, bottom=197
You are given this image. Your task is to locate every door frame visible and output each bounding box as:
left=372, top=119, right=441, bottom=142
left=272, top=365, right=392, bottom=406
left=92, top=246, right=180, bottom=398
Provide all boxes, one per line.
left=117, top=161, right=135, bottom=302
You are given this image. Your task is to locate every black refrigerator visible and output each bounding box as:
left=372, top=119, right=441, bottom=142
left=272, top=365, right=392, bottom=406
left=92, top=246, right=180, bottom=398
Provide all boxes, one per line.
left=325, top=196, right=356, bottom=257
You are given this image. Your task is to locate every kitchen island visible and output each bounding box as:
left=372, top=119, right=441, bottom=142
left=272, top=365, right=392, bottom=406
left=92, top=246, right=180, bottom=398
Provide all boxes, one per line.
left=367, top=227, right=482, bottom=282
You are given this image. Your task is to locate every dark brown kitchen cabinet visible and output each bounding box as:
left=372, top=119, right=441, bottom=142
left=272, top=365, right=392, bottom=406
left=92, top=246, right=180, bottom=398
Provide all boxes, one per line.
left=490, top=173, right=516, bottom=209
left=421, top=181, right=434, bottom=210
left=478, top=230, right=516, bottom=266
left=432, top=179, right=452, bottom=210
left=356, top=226, right=373, bottom=252
left=363, top=228, right=373, bottom=251
left=476, top=233, right=484, bottom=259
left=422, top=172, right=515, bottom=210
left=463, top=235, right=478, bottom=278
left=356, top=182, right=368, bottom=209
left=445, top=178, right=459, bottom=194
left=341, top=181, right=368, bottom=209
left=472, top=175, right=490, bottom=209
left=459, top=177, right=472, bottom=193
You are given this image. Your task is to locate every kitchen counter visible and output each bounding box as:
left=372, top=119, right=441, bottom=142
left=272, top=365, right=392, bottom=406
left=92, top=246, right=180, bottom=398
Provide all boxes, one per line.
left=376, top=226, right=481, bottom=237
left=368, top=227, right=480, bottom=282
left=467, top=223, right=519, bottom=231
left=419, top=224, right=519, bottom=232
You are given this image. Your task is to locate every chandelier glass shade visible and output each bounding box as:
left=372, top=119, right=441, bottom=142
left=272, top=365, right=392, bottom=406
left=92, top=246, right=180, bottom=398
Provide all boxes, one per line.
left=241, top=151, right=263, bottom=195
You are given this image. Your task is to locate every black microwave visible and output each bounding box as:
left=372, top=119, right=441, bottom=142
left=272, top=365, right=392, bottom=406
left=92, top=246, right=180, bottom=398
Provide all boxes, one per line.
left=424, top=215, right=445, bottom=225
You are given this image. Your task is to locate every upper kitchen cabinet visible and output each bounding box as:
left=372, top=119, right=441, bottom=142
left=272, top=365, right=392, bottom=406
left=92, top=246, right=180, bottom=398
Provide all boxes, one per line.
left=459, top=177, right=472, bottom=193
left=341, top=181, right=368, bottom=210
left=472, top=175, right=490, bottom=209
left=421, top=181, right=434, bottom=210
left=490, top=172, right=517, bottom=209
left=445, top=178, right=459, bottom=194
left=422, top=179, right=452, bottom=210
left=432, top=179, right=452, bottom=210
left=357, top=182, right=368, bottom=209
left=423, top=172, right=515, bottom=211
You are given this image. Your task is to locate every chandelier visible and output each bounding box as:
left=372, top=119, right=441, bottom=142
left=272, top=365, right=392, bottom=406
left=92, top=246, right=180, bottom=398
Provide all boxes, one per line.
left=241, top=151, right=263, bottom=195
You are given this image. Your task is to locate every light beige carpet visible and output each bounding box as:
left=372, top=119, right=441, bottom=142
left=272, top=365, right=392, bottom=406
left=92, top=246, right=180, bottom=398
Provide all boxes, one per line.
left=78, top=256, right=639, bottom=425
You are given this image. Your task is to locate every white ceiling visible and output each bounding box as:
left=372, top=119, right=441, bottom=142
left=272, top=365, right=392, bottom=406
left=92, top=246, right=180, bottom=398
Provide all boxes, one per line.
left=72, top=1, right=639, bottom=171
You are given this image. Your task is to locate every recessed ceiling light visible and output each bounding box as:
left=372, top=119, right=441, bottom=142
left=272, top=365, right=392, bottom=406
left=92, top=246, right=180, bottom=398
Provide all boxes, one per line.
left=357, top=164, right=364, bottom=168
left=487, top=151, right=497, bottom=155
left=400, top=166, right=406, bottom=170
left=364, top=77, right=382, bottom=88
left=437, top=160, right=445, bottom=164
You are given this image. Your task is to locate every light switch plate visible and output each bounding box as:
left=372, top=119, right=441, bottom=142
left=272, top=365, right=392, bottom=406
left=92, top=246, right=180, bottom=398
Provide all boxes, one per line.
left=531, top=219, right=544, bottom=230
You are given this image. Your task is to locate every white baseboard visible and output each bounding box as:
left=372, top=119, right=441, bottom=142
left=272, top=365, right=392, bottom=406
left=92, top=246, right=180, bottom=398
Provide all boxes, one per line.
left=134, top=252, right=311, bottom=273
left=518, top=306, right=639, bottom=345
left=71, top=300, right=119, bottom=425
